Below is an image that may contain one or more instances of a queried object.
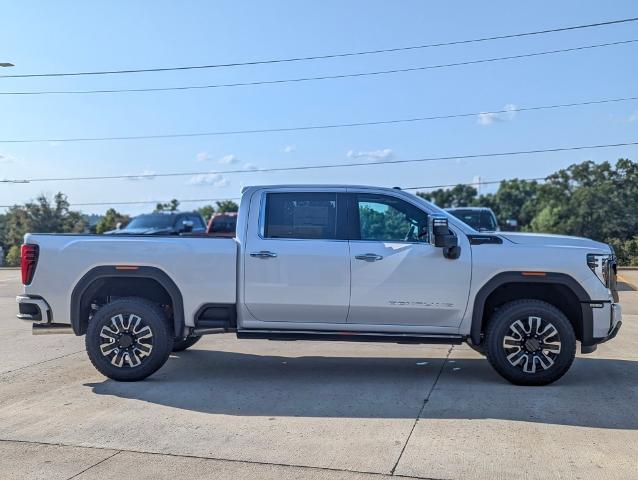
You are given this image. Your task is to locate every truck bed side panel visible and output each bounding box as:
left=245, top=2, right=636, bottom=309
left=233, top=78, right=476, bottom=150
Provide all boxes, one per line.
left=23, top=234, right=237, bottom=328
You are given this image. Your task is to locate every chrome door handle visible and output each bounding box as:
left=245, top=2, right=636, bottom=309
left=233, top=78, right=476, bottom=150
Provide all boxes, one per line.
left=250, top=250, right=278, bottom=258
left=354, top=253, right=383, bottom=262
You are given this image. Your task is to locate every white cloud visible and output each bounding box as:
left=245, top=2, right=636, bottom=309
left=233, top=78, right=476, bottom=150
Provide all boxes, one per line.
left=189, top=173, right=229, bottom=187
left=628, top=111, right=638, bottom=123
left=196, top=152, right=238, bottom=165
left=195, top=152, right=212, bottom=162
left=243, top=162, right=258, bottom=171
left=48, top=141, right=61, bottom=148
left=477, top=103, right=518, bottom=126
left=346, top=148, right=393, bottom=162
left=0, top=153, right=14, bottom=163
left=218, top=154, right=238, bottom=165
left=126, top=169, right=156, bottom=181
left=283, top=145, right=296, bottom=153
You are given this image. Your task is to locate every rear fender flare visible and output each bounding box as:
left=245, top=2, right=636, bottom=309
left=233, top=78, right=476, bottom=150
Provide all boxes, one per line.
left=70, top=266, right=184, bottom=337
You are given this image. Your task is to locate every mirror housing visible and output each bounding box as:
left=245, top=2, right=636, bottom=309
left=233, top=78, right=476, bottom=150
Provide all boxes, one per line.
left=429, top=215, right=461, bottom=259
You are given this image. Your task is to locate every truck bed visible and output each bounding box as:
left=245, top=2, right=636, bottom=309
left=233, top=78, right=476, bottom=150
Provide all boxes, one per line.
left=23, top=234, right=237, bottom=328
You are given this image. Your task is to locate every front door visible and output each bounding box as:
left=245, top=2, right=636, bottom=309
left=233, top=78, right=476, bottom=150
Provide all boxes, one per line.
left=347, top=193, right=471, bottom=329
left=244, top=190, right=350, bottom=324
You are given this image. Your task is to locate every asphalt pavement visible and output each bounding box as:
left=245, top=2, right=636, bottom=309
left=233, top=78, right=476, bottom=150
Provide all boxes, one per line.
left=1, top=268, right=637, bottom=480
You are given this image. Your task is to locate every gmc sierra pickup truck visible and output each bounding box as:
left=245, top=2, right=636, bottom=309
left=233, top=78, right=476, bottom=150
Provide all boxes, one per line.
left=16, top=185, right=621, bottom=385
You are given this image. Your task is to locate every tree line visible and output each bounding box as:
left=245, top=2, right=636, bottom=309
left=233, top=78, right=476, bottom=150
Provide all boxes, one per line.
left=1, top=158, right=637, bottom=266
left=418, top=158, right=638, bottom=265
left=0, top=197, right=238, bottom=266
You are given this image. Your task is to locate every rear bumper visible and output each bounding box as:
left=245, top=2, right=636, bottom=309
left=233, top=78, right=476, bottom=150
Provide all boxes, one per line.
left=16, top=295, right=73, bottom=335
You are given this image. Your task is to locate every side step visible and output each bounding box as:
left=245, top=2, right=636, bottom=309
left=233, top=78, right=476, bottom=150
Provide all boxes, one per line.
left=236, top=329, right=464, bottom=345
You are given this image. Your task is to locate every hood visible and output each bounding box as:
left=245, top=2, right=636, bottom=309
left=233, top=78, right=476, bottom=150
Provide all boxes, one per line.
left=498, top=232, right=611, bottom=252
left=106, top=227, right=174, bottom=235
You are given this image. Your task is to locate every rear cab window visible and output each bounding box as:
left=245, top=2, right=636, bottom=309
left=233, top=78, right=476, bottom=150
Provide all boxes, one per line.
left=263, top=192, right=338, bottom=240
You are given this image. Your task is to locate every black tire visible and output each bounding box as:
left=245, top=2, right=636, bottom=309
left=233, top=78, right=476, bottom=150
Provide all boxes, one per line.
left=85, top=297, right=174, bottom=381
left=485, top=299, right=576, bottom=386
left=172, top=335, right=202, bottom=352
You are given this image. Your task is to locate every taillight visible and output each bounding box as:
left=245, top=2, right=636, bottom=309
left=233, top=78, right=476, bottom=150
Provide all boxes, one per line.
left=21, top=244, right=39, bottom=285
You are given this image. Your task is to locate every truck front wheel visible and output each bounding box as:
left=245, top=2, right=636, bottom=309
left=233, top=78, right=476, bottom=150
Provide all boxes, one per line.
left=85, top=297, right=174, bottom=381
left=485, top=299, right=576, bottom=386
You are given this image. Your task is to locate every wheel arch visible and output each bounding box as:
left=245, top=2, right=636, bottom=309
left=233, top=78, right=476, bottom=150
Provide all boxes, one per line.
left=470, top=272, right=593, bottom=347
left=70, top=266, right=184, bottom=337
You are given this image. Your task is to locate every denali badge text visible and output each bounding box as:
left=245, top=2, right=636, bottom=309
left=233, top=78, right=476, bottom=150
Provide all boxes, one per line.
left=388, top=300, right=455, bottom=308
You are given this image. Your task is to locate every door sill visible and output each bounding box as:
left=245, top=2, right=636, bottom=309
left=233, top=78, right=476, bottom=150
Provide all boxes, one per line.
left=236, top=329, right=464, bottom=345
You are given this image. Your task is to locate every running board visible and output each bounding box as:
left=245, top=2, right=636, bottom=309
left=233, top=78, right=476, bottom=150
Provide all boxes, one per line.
left=236, top=329, right=464, bottom=345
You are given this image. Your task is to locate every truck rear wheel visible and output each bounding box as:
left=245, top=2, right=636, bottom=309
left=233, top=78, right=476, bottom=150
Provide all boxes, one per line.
left=172, top=335, right=202, bottom=352
left=485, top=299, right=576, bottom=386
left=85, top=297, right=174, bottom=381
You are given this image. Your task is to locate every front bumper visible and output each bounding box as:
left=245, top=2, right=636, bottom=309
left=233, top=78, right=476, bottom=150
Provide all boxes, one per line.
left=16, top=295, right=73, bottom=335
left=593, top=301, right=622, bottom=342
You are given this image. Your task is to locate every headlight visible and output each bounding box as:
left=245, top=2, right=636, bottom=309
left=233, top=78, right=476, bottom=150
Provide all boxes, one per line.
left=587, top=253, right=615, bottom=288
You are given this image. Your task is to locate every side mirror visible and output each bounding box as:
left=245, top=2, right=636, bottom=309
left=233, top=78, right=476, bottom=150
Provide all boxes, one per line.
left=429, top=215, right=461, bottom=259
left=181, top=220, right=194, bottom=233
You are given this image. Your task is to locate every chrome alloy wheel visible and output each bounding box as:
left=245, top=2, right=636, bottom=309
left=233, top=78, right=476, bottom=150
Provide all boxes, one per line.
left=99, top=313, right=154, bottom=368
left=503, top=316, right=561, bottom=374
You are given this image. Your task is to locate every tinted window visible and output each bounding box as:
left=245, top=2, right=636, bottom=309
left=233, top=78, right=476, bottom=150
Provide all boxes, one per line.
left=449, top=209, right=497, bottom=232
left=187, top=214, right=206, bottom=230
left=126, top=214, right=176, bottom=229
left=264, top=192, right=337, bottom=240
left=356, top=194, right=429, bottom=242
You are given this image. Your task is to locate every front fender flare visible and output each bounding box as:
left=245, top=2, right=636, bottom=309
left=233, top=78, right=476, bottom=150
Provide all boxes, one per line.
left=470, top=271, right=593, bottom=346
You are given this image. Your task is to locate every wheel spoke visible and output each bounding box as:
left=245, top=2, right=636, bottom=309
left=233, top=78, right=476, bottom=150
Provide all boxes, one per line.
left=111, top=314, right=125, bottom=333
left=537, top=351, right=555, bottom=370
left=528, top=316, right=541, bottom=336
left=522, top=355, right=537, bottom=373
left=503, top=335, right=521, bottom=348
left=509, top=320, right=527, bottom=339
left=110, top=349, right=125, bottom=367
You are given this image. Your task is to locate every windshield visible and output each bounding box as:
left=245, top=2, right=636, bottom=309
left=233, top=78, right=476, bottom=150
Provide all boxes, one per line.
left=125, top=214, right=176, bottom=230
left=448, top=209, right=497, bottom=231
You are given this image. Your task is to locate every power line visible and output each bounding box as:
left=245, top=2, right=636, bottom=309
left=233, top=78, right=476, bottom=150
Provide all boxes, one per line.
left=2, top=17, right=637, bottom=79
left=403, top=177, right=548, bottom=191
left=1, top=95, right=636, bottom=144
left=0, top=179, right=548, bottom=209
left=2, top=141, right=637, bottom=184
left=2, top=39, right=636, bottom=96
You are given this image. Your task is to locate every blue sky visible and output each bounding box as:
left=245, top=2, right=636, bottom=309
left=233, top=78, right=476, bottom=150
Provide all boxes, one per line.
left=1, top=0, right=637, bottom=214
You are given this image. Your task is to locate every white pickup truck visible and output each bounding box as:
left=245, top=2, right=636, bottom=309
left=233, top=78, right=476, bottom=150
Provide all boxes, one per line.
left=16, top=185, right=621, bottom=385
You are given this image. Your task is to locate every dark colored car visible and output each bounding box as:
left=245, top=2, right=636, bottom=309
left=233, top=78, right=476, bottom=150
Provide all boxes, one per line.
left=206, top=212, right=238, bottom=237
left=107, top=212, right=206, bottom=235
left=445, top=207, right=499, bottom=232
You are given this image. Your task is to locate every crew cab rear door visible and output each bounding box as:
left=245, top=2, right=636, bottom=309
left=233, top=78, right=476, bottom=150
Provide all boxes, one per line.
left=243, top=188, right=350, bottom=323
left=346, top=191, right=471, bottom=329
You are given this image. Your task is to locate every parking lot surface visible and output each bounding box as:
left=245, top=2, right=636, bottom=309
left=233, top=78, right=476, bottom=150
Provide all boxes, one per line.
left=1, top=268, right=637, bottom=480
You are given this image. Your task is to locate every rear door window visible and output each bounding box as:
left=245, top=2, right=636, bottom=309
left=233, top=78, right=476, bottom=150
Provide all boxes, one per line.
left=264, top=192, right=337, bottom=240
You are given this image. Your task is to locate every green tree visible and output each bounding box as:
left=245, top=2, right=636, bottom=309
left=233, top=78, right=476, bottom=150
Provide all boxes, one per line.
left=3, top=193, right=85, bottom=266
left=479, top=179, right=541, bottom=230
left=96, top=208, right=130, bottom=234
left=215, top=200, right=239, bottom=213
left=154, top=199, right=180, bottom=212
left=197, top=205, right=215, bottom=221
left=5, top=245, right=20, bottom=267
left=417, top=184, right=478, bottom=208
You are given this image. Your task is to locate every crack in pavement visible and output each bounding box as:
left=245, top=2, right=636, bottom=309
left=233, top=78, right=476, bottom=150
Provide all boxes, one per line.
left=390, top=345, right=453, bottom=476
left=0, top=350, right=85, bottom=377
left=66, top=449, right=122, bottom=480
left=0, top=438, right=448, bottom=480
